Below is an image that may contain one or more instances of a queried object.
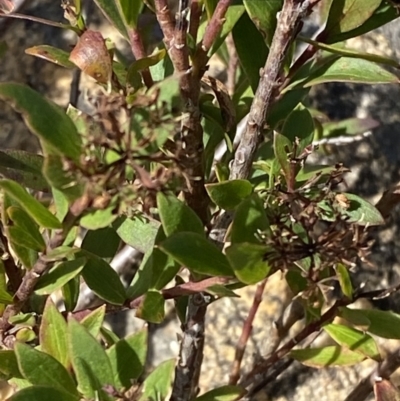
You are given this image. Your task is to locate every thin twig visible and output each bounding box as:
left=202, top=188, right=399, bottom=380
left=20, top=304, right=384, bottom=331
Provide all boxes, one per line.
left=229, top=279, right=268, bottom=385
left=189, top=0, right=201, bottom=43
left=239, top=298, right=349, bottom=387
left=0, top=12, right=80, bottom=33
left=153, top=1, right=233, bottom=399
left=0, top=210, right=78, bottom=334
left=229, top=0, right=311, bottom=180
left=226, top=33, right=238, bottom=96
left=128, top=28, right=154, bottom=88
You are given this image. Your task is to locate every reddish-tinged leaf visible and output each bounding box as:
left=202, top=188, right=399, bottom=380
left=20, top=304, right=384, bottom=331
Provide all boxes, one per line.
left=69, top=30, right=112, bottom=84
left=374, top=378, right=400, bottom=401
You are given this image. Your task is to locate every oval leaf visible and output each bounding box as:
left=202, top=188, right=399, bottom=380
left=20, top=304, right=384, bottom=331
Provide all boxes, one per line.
left=68, top=318, right=114, bottom=399
left=0, top=83, right=81, bottom=161
left=15, top=343, right=78, bottom=397
left=323, top=323, right=381, bottom=361
left=226, top=242, right=270, bottom=284
left=342, top=309, right=400, bottom=339
left=81, top=252, right=126, bottom=305
left=107, top=328, right=148, bottom=390
left=341, top=193, right=384, bottom=226
left=0, top=150, right=48, bottom=192
left=206, top=180, right=253, bottom=210
left=230, top=194, right=270, bottom=244
left=35, top=258, right=86, bottom=295
left=139, top=359, right=175, bottom=401
left=80, top=305, right=106, bottom=338
left=136, top=290, right=165, bottom=324
left=9, top=386, right=79, bottom=401
left=159, top=232, right=233, bottom=276
left=290, top=345, right=365, bottom=368
left=7, top=206, right=46, bottom=251
left=324, top=0, right=381, bottom=37
left=157, top=192, right=204, bottom=236
left=113, top=215, right=160, bottom=254
left=304, top=57, right=399, bottom=87
left=0, top=179, right=61, bottom=229
left=40, top=298, right=69, bottom=368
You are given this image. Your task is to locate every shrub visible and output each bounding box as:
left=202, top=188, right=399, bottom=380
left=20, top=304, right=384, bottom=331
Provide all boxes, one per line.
left=0, top=0, right=400, bottom=400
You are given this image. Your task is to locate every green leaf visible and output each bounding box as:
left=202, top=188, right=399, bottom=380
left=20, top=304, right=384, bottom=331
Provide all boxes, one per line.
left=322, top=117, right=379, bottom=139
left=281, top=104, right=314, bottom=153
left=115, top=0, right=143, bottom=28
left=7, top=226, right=45, bottom=252
left=81, top=305, right=106, bottom=338
left=101, top=326, right=120, bottom=347
left=290, top=345, right=365, bottom=367
left=323, top=323, right=380, bottom=361
left=303, top=57, right=399, bottom=87
left=139, top=359, right=175, bottom=401
left=93, top=0, right=128, bottom=39
left=0, top=350, right=23, bottom=378
left=0, top=150, right=48, bottom=192
left=273, top=130, right=292, bottom=177
left=25, top=45, right=75, bottom=68
left=195, top=385, right=247, bottom=401
left=299, top=37, right=400, bottom=69
left=113, top=215, right=160, bottom=254
left=127, top=227, right=179, bottom=298
left=157, top=192, right=204, bottom=236
left=243, top=0, right=282, bottom=45
left=7, top=206, right=46, bottom=251
left=68, top=318, right=114, bottom=399
left=226, top=242, right=270, bottom=284
left=341, top=193, right=384, bottom=226
left=206, top=3, right=245, bottom=56
left=338, top=307, right=371, bottom=332
left=43, top=154, right=83, bottom=202
left=0, top=261, right=13, bottom=304
left=81, top=227, right=121, bottom=262
left=81, top=252, right=126, bottom=305
left=335, top=263, right=353, bottom=299
left=232, top=12, right=268, bottom=92
left=107, top=329, right=148, bottom=389
left=9, top=386, right=79, bottom=401
left=374, top=378, right=400, bottom=401
left=80, top=206, right=118, bottom=230
left=159, top=232, right=233, bottom=276
left=0, top=180, right=61, bottom=229
left=325, top=3, right=398, bottom=44
left=205, top=180, right=253, bottom=210
left=0, top=83, right=81, bottom=161
left=341, top=309, right=400, bottom=339
left=230, top=194, right=269, bottom=244
left=127, top=50, right=166, bottom=88
left=324, top=0, right=381, bottom=37
left=62, top=276, right=80, bottom=312
left=15, top=343, right=78, bottom=397
left=136, top=290, right=165, bottom=323
left=35, top=258, right=86, bottom=296
left=40, top=298, right=69, bottom=369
